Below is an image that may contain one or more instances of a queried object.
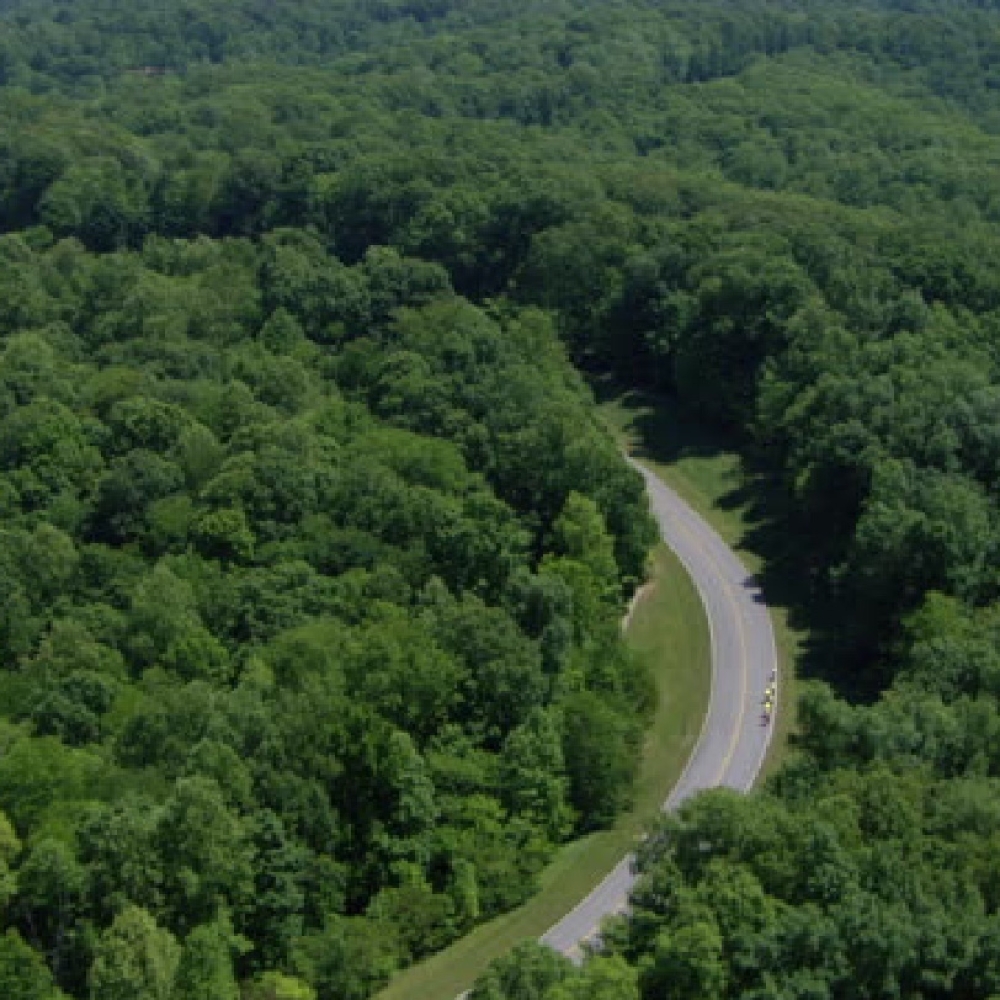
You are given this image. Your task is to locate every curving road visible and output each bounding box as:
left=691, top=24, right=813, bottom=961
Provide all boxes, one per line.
left=539, top=456, right=778, bottom=960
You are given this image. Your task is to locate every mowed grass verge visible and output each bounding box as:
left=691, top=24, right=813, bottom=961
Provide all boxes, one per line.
left=376, top=541, right=710, bottom=1000
left=598, top=388, right=803, bottom=778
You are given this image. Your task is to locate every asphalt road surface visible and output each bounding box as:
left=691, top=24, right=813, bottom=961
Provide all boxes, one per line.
left=539, top=457, right=778, bottom=960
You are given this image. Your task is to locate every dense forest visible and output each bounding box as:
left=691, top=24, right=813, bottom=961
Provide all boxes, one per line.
left=4, top=0, right=1000, bottom=997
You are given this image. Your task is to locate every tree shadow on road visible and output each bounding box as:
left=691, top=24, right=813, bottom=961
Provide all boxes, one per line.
left=593, top=378, right=879, bottom=704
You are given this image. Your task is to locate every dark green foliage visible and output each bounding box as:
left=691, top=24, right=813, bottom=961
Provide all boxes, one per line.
left=8, top=0, right=1000, bottom=996
left=562, top=692, right=642, bottom=831
left=0, top=929, right=65, bottom=1000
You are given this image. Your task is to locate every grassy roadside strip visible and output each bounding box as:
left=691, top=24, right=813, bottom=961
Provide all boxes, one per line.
left=598, top=390, right=803, bottom=778
left=376, top=541, right=710, bottom=1000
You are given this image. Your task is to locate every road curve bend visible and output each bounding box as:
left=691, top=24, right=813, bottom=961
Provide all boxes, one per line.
left=540, top=457, right=778, bottom=959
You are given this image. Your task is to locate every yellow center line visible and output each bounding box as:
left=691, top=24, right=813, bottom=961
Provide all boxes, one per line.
left=568, top=509, right=754, bottom=950
left=666, top=508, right=751, bottom=788
left=712, top=574, right=750, bottom=786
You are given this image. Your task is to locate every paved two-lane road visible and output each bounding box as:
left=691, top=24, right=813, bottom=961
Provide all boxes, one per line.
left=540, top=456, right=778, bottom=958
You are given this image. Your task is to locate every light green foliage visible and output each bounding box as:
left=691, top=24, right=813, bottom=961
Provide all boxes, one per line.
left=126, top=562, right=203, bottom=667
left=500, top=708, right=573, bottom=841
left=171, top=915, right=247, bottom=1000
left=0, top=811, right=18, bottom=914
left=0, top=810, right=20, bottom=865
left=471, top=947, right=639, bottom=1000
left=88, top=906, right=179, bottom=1000
left=469, top=941, right=572, bottom=1000
left=0, top=737, right=102, bottom=830
left=191, top=506, right=255, bottom=562
left=244, top=972, right=317, bottom=1000
left=550, top=494, right=620, bottom=588
left=553, top=957, right=639, bottom=1000
left=540, top=492, right=622, bottom=641
left=161, top=628, right=231, bottom=684
left=153, top=777, right=254, bottom=933
left=172, top=423, right=225, bottom=491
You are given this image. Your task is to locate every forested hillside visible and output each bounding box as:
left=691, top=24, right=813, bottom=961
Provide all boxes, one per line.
left=4, top=0, right=1000, bottom=998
